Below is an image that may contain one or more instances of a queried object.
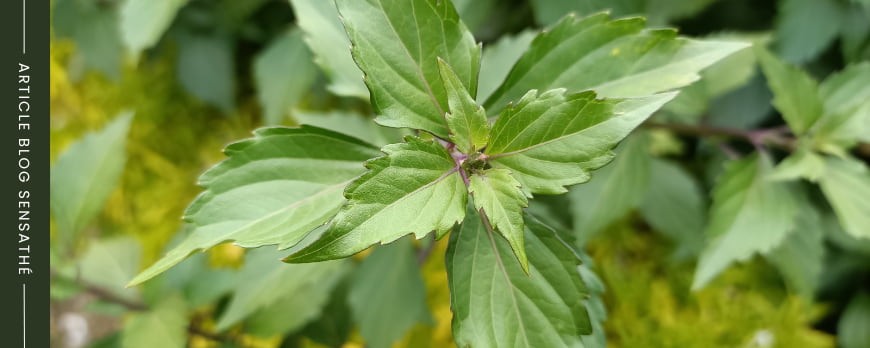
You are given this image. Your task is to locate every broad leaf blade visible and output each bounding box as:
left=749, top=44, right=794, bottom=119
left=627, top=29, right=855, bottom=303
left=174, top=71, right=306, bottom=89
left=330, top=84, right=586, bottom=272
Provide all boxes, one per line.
left=813, top=62, right=870, bottom=149
left=447, top=210, right=592, bottom=347
left=439, top=59, right=490, bottom=153
left=469, top=169, right=529, bottom=272
left=254, top=29, right=318, bottom=125
left=285, top=136, right=467, bottom=262
left=692, top=154, right=798, bottom=290
left=288, top=0, right=369, bottom=99
left=819, top=157, right=870, bottom=239
left=774, top=0, right=844, bottom=63
left=129, top=126, right=379, bottom=286
left=485, top=89, right=674, bottom=194
left=349, top=238, right=431, bottom=348
left=756, top=48, right=822, bottom=135
left=484, top=13, right=747, bottom=113
left=766, top=201, right=825, bottom=298
left=839, top=293, right=870, bottom=348
left=51, top=113, right=132, bottom=247
left=336, top=0, right=481, bottom=138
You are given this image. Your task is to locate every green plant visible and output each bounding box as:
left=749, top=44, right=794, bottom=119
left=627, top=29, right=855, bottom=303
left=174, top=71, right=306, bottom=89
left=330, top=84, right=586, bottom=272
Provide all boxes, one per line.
left=123, top=0, right=753, bottom=345
left=50, top=0, right=870, bottom=347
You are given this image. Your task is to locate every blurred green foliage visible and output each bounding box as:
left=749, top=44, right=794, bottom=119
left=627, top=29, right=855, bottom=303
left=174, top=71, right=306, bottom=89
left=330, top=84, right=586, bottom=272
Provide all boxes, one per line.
left=50, top=0, right=869, bottom=347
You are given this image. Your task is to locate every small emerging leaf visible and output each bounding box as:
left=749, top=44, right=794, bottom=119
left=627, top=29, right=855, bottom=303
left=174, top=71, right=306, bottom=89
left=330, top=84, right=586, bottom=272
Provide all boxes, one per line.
left=439, top=59, right=490, bottom=153
left=129, top=126, right=379, bottom=286
left=469, top=169, right=529, bottom=272
left=336, top=0, right=480, bottom=137
left=285, top=136, right=467, bottom=263
left=485, top=89, right=674, bottom=195
left=447, top=210, right=592, bottom=347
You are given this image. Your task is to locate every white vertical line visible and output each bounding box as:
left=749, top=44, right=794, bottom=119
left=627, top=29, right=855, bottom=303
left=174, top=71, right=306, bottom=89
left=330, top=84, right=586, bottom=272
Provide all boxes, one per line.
left=22, top=283, right=26, bottom=348
left=22, top=0, right=26, bottom=54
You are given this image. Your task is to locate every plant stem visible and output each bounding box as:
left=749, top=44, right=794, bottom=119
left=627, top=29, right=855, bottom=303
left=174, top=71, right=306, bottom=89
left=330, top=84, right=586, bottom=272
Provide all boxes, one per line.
left=643, top=121, right=797, bottom=151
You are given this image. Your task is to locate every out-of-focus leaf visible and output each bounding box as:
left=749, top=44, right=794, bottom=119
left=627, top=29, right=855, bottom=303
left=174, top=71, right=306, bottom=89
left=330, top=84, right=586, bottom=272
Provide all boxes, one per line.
left=254, top=29, right=318, bottom=125
left=242, top=252, right=349, bottom=337
left=51, top=113, right=132, bottom=247
left=529, top=0, right=716, bottom=26
left=452, top=0, right=497, bottom=34
left=285, top=137, right=467, bottom=263
left=53, top=0, right=123, bottom=77
left=176, top=31, right=235, bottom=112
left=693, top=154, right=798, bottom=290
left=79, top=236, right=141, bottom=302
left=484, top=13, right=747, bottom=113
left=120, top=0, right=186, bottom=57
left=839, top=293, right=870, bottom=348
left=639, top=158, right=706, bottom=258
left=756, top=48, right=822, bottom=135
left=818, top=156, right=870, bottom=239
left=477, top=30, right=536, bottom=104
left=766, top=199, right=825, bottom=298
left=707, top=74, right=773, bottom=129
left=335, top=0, right=481, bottom=138
left=348, top=238, right=431, bottom=348
left=570, top=135, right=651, bottom=244
left=486, top=90, right=671, bottom=195
left=775, top=0, right=844, bottom=63
left=769, top=147, right=827, bottom=182
left=129, top=127, right=378, bottom=286
left=447, top=210, right=592, bottom=348
left=469, top=169, right=529, bottom=272
left=298, top=280, right=353, bottom=347
left=812, top=62, right=870, bottom=150
left=288, top=0, right=368, bottom=99
left=840, top=5, right=870, bottom=62
left=121, top=295, right=188, bottom=348
left=216, top=248, right=348, bottom=331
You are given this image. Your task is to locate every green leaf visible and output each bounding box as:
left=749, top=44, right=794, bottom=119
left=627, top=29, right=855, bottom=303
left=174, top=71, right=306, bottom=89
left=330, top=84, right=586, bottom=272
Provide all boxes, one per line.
left=812, top=62, right=870, bottom=149
left=774, top=0, right=844, bottom=63
left=447, top=210, right=592, bottom=348
left=483, top=12, right=747, bottom=113
left=766, top=200, right=824, bottom=298
left=53, top=0, right=123, bottom=78
left=529, top=0, right=716, bottom=27
left=176, top=31, right=235, bottom=112
left=288, top=0, right=369, bottom=99
left=469, top=169, right=529, bottom=272
left=818, top=156, right=870, bottom=239
left=485, top=89, right=673, bottom=195
left=79, top=237, right=142, bottom=302
left=756, top=48, right=822, bottom=135
left=285, top=136, right=467, bottom=263
left=348, top=238, right=431, bottom=348
left=570, top=135, right=651, bottom=244
left=129, top=126, right=378, bottom=286
left=221, top=249, right=349, bottom=335
left=769, top=147, right=827, bottom=182
left=477, top=30, right=536, bottom=104
left=293, top=109, right=404, bottom=146
left=452, top=0, right=497, bottom=34
left=692, top=154, right=799, bottom=290
left=839, top=293, right=870, bottom=348
left=639, top=158, right=706, bottom=258
left=120, top=0, right=186, bottom=57
left=121, top=295, right=188, bottom=348
left=439, top=59, right=489, bottom=153
left=51, top=113, right=132, bottom=247
left=335, top=0, right=481, bottom=138
left=254, top=29, right=318, bottom=125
